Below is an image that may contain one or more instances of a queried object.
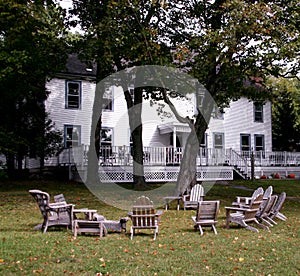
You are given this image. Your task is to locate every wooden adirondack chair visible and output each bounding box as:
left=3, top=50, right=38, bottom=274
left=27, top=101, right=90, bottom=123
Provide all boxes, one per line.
left=191, top=201, right=220, bottom=235
left=267, top=192, right=287, bottom=223
left=128, top=196, right=163, bottom=240
left=225, top=194, right=269, bottom=232
left=29, top=190, right=74, bottom=234
left=255, top=186, right=273, bottom=217
left=183, top=184, right=205, bottom=210
left=257, top=194, right=278, bottom=226
left=232, top=187, right=264, bottom=208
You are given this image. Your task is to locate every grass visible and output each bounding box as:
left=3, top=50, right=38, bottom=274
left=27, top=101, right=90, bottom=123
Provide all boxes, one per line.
left=0, top=179, right=299, bottom=275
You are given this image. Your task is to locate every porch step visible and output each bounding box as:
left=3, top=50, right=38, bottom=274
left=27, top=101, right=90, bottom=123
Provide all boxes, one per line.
left=233, top=166, right=249, bottom=180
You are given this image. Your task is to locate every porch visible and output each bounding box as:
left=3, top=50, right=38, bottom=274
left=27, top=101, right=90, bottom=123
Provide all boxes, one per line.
left=35, top=145, right=300, bottom=182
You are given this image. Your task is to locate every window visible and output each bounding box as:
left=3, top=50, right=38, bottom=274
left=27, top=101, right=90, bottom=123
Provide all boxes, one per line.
left=213, top=133, right=224, bottom=149
left=66, top=81, right=81, bottom=109
left=240, top=134, right=251, bottom=152
left=240, top=134, right=251, bottom=157
left=102, top=87, right=113, bottom=111
left=255, top=134, right=265, bottom=152
left=64, top=125, right=81, bottom=148
left=254, top=102, right=263, bottom=122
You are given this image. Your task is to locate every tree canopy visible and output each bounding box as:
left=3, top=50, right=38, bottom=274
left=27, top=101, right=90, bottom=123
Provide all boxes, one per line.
left=268, top=77, right=300, bottom=151
left=0, top=0, right=68, bottom=176
left=67, top=0, right=300, bottom=192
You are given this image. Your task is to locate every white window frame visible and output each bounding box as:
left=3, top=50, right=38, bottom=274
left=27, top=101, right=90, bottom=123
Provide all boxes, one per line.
left=65, top=80, right=81, bottom=109
left=254, top=102, right=264, bottom=122
left=64, top=125, right=81, bottom=148
left=213, top=132, right=224, bottom=149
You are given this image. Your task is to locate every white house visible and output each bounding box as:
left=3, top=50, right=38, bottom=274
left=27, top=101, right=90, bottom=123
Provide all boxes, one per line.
left=46, top=55, right=271, bottom=153
left=42, top=55, right=300, bottom=181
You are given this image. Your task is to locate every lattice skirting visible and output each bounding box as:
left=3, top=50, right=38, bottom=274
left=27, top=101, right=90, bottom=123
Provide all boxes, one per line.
left=75, top=166, right=233, bottom=183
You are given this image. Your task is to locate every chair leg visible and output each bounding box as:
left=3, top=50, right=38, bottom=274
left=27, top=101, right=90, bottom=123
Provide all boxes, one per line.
left=266, top=217, right=277, bottom=225
left=130, top=227, right=134, bottom=240
left=261, top=218, right=273, bottom=227
left=212, top=225, right=218, bottom=235
left=42, top=217, right=48, bottom=234
left=245, top=225, right=259, bottom=232
left=254, top=219, right=269, bottom=230
left=198, top=225, right=204, bottom=236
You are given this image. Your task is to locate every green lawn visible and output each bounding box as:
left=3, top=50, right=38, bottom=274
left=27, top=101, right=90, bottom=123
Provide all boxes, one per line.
left=0, top=179, right=299, bottom=275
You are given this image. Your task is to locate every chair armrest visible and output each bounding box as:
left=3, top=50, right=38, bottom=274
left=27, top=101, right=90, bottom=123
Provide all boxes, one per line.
left=49, top=202, right=68, bottom=208
left=235, top=196, right=251, bottom=204
left=50, top=203, right=74, bottom=213
left=182, top=195, right=190, bottom=202
left=225, top=206, right=249, bottom=212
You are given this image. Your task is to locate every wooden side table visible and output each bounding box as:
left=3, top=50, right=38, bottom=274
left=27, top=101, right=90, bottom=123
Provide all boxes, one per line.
left=164, top=196, right=182, bottom=210
left=72, top=209, right=97, bottom=221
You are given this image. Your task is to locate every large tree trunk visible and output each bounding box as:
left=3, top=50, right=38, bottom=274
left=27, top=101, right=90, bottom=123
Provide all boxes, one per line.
left=86, top=81, right=104, bottom=185
left=176, top=94, right=214, bottom=195
left=127, top=86, right=146, bottom=189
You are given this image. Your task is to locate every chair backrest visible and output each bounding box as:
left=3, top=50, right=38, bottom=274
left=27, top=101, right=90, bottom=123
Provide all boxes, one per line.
left=54, top=194, right=67, bottom=204
left=131, top=196, right=156, bottom=227
left=29, top=189, right=51, bottom=216
left=131, top=206, right=156, bottom=227
left=244, top=194, right=263, bottom=220
left=196, top=201, right=219, bottom=221
left=263, top=195, right=278, bottom=215
left=252, top=187, right=264, bottom=199
left=263, top=186, right=273, bottom=199
left=133, top=195, right=153, bottom=206
left=190, top=184, right=204, bottom=202
left=272, top=192, right=286, bottom=214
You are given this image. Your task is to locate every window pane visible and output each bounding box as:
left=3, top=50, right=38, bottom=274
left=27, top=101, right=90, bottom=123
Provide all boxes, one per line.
left=65, top=125, right=81, bottom=148
left=214, top=133, right=224, bottom=149
left=66, top=81, right=80, bottom=109
left=241, top=135, right=251, bottom=151
left=254, top=102, right=263, bottom=122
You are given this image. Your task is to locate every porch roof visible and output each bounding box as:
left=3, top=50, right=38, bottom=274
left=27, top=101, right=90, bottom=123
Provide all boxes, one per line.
left=157, top=122, right=191, bottom=134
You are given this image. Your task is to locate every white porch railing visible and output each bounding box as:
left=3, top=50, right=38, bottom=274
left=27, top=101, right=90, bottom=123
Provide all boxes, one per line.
left=51, top=145, right=300, bottom=168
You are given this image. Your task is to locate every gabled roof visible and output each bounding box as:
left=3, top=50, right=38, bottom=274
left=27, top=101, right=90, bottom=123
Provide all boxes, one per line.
left=57, top=54, right=97, bottom=80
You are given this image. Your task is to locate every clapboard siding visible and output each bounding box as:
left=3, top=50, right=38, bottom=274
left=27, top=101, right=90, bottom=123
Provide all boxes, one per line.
left=46, top=78, right=95, bottom=146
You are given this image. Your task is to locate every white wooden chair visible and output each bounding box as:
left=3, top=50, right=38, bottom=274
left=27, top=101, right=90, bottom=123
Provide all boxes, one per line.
left=183, top=184, right=205, bottom=210
left=128, top=196, right=163, bottom=240
left=191, top=201, right=220, bottom=235
left=225, top=194, right=269, bottom=232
